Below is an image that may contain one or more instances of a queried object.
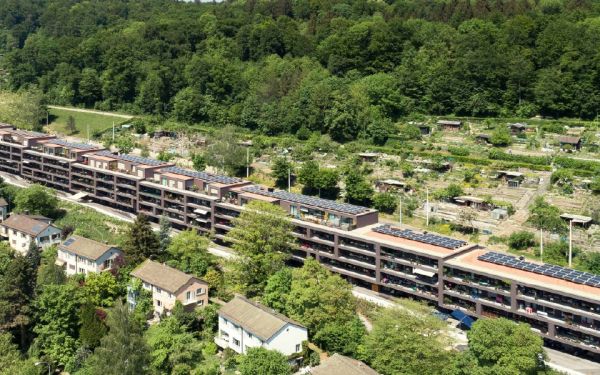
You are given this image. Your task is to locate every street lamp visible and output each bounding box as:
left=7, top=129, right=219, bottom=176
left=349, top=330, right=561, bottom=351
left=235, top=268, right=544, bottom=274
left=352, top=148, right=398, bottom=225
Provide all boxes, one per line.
left=35, top=361, right=51, bottom=375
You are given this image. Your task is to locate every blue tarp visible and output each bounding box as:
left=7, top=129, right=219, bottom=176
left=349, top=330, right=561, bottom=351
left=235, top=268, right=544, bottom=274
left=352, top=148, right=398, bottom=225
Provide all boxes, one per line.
left=451, top=309, right=475, bottom=329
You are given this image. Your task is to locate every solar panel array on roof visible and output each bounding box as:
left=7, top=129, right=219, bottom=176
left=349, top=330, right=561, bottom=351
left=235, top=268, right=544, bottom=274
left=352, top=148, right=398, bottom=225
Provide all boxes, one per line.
left=13, top=129, right=48, bottom=137
left=95, top=151, right=167, bottom=166
left=372, top=224, right=467, bottom=249
left=162, top=166, right=243, bottom=185
left=51, top=139, right=99, bottom=150
left=241, top=186, right=371, bottom=215
left=63, top=238, right=75, bottom=246
left=478, top=252, right=600, bottom=288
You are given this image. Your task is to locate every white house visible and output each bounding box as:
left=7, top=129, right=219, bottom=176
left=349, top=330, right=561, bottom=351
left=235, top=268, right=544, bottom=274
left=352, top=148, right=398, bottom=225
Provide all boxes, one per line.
left=129, top=259, right=209, bottom=318
left=0, top=198, right=8, bottom=221
left=215, top=295, right=308, bottom=356
left=0, top=214, right=62, bottom=255
left=56, top=235, right=123, bottom=276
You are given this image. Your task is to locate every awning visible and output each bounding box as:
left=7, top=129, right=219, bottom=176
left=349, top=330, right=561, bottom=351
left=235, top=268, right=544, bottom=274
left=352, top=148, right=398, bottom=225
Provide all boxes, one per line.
left=413, top=268, right=436, bottom=278
left=71, top=191, right=89, bottom=201
left=451, top=310, right=475, bottom=329
left=196, top=217, right=210, bottom=223
left=54, top=259, right=66, bottom=267
left=194, top=208, right=209, bottom=215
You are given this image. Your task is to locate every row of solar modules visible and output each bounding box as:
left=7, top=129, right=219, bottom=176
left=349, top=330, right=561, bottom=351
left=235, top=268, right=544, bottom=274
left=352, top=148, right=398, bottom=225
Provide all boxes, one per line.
left=241, top=186, right=371, bottom=215
left=51, top=139, right=99, bottom=150
left=372, top=225, right=467, bottom=249
left=478, top=252, right=600, bottom=288
left=162, top=166, right=243, bottom=185
left=95, top=150, right=167, bottom=167
left=63, top=237, right=75, bottom=246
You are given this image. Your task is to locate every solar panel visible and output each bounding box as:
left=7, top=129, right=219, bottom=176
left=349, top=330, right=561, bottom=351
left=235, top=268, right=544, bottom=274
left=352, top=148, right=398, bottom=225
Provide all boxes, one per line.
left=63, top=238, right=75, bottom=246
left=477, top=251, right=600, bottom=289
left=162, top=166, right=243, bottom=185
left=372, top=224, right=467, bottom=250
left=95, top=151, right=167, bottom=166
left=242, top=186, right=372, bottom=215
left=52, top=139, right=99, bottom=150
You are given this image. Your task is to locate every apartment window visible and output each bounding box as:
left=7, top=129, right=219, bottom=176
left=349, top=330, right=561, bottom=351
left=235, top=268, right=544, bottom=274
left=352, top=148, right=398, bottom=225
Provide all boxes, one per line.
left=295, top=344, right=301, bottom=352
left=233, top=338, right=240, bottom=346
left=248, top=333, right=253, bottom=339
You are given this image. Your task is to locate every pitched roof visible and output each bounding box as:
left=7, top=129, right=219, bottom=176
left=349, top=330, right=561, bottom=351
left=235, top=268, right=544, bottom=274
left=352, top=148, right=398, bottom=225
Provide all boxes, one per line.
left=310, top=354, right=379, bottom=375
left=59, top=235, right=119, bottom=261
left=558, top=136, right=581, bottom=144
left=0, top=198, right=7, bottom=206
left=437, top=120, right=462, bottom=126
left=219, top=295, right=306, bottom=341
left=130, top=259, right=205, bottom=294
left=0, top=214, right=55, bottom=236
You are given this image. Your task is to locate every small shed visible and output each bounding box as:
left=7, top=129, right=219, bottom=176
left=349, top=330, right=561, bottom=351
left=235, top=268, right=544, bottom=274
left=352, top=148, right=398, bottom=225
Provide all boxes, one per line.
left=376, top=179, right=410, bottom=193
left=509, top=123, right=527, bottom=134
left=418, top=123, right=432, bottom=135
left=437, top=120, right=462, bottom=131
left=491, top=208, right=508, bottom=220
left=560, top=213, right=593, bottom=228
left=558, top=136, right=582, bottom=151
left=454, top=196, right=491, bottom=210
left=495, top=170, right=525, bottom=188
left=475, top=134, right=491, bottom=144
left=358, top=152, right=379, bottom=162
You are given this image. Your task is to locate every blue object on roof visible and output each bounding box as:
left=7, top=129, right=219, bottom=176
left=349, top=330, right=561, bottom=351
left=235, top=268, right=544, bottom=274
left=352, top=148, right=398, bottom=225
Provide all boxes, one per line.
left=451, top=309, right=475, bottom=329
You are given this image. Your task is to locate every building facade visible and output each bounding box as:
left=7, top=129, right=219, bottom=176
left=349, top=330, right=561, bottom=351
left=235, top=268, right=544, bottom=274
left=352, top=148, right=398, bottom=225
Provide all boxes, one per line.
left=216, top=295, right=308, bottom=356
left=56, top=235, right=123, bottom=276
left=1, top=125, right=600, bottom=357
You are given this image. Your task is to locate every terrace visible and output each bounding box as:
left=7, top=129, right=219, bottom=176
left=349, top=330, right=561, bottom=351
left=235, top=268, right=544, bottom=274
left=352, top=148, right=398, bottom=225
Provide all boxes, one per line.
left=380, top=246, right=438, bottom=269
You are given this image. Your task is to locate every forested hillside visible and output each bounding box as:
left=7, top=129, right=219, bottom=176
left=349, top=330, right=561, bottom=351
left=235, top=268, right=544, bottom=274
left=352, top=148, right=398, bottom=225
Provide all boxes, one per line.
left=2, top=0, right=600, bottom=142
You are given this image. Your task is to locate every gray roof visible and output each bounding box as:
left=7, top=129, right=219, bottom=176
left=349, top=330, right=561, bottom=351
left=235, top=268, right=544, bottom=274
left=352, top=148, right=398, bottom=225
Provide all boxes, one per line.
left=310, top=354, right=379, bottom=375
left=219, top=295, right=306, bottom=341
left=0, top=214, right=56, bottom=236
left=437, top=120, right=462, bottom=126
left=59, top=235, right=120, bottom=261
left=0, top=198, right=7, bottom=206
left=130, top=259, right=206, bottom=294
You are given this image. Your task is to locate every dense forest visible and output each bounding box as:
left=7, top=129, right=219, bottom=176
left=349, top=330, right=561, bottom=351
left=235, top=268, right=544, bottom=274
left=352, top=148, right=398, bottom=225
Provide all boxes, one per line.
left=2, top=0, right=600, bottom=142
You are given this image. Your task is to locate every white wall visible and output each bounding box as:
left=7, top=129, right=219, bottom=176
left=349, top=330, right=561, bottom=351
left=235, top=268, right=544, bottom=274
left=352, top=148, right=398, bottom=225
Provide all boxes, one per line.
left=3, top=226, right=61, bottom=255
left=57, top=248, right=122, bottom=276
left=266, top=324, right=307, bottom=356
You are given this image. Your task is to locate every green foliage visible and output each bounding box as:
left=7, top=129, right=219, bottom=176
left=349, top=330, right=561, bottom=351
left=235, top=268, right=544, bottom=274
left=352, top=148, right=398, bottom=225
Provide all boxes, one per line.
left=166, top=230, right=213, bottom=277
left=122, top=214, right=160, bottom=265
left=448, top=146, right=470, bottom=156
left=145, top=317, right=203, bottom=374
left=0, top=332, right=37, bottom=375
left=36, top=246, right=66, bottom=288
left=205, top=126, right=247, bottom=176
left=191, top=153, right=206, bottom=171
left=0, top=89, right=46, bottom=131
left=508, top=231, right=535, bottom=251
left=298, top=160, right=340, bottom=198
left=313, top=316, right=366, bottom=357
left=83, top=272, right=120, bottom=308
left=489, top=126, right=512, bottom=147
left=435, top=183, right=464, bottom=201
left=271, top=157, right=293, bottom=189
left=372, top=192, right=398, bottom=214
left=158, top=215, right=171, bottom=253
left=590, top=176, right=600, bottom=194
left=262, top=268, right=292, bottom=313
left=238, top=347, right=291, bottom=375
left=82, top=301, right=150, bottom=375
left=14, top=184, right=59, bottom=218
left=78, top=302, right=107, bottom=350
left=527, top=197, right=566, bottom=233
left=226, top=200, right=293, bottom=297
left=459, top=318, right=546, bottom=375
left=359, top=306, right=453, bottom=375
left=488, top=150, right=550, bottom=166
left=344, top=170, right=374, bottom=206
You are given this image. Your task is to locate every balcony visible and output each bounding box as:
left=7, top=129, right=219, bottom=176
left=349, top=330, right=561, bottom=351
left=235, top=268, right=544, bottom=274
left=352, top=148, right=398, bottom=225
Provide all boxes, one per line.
left=164, top=192, right=184, bottom=203
left=381, top=246, right=438, bottom=269
left=444, top=267, right=510, bottom=293
left=72, top=167, right=93, bottom=177
left=339, top=250, right=375, bottom=267
left=381, top=272, right=438, bottom=299
left=299, top=240, right=334, bottom=255
left=140, top=187, right=161, bottom=198
left=338, top=238, right=375, bottom=254
left=321, top=258, right=376, bottom=279
left=517, top=286, right=600, bottom=319
left=445, top=282, right=510, bottom=308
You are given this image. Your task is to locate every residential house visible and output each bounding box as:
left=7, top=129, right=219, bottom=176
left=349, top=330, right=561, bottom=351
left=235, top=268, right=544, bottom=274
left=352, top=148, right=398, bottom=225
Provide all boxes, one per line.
left=0, top=214, right=62, bottom=254
left=129, top=259, right=209, bottom=318
left=0, top=198, right=7, bottom=221
left=215, top=295, right=308, bottom=356
left=437, top=120, right=462, bottom=131
left=56, top=235, right=123, bottom=276
left=310, top=353, right=379, bottom=375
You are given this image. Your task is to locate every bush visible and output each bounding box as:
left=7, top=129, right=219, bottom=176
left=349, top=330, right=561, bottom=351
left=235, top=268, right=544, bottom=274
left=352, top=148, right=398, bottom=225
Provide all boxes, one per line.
left=373, top=193, right=398, bottom=214
left=508, top=231, right=535, bottom=250
left=448, top=146, right=470, bottom=156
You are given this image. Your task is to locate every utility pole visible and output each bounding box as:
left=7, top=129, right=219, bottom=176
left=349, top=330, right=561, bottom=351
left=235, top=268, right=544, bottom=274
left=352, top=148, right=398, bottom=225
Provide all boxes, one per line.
left=288, top=167, right=291, bottom=192
left=246, top=148, right=250, bottom=178
left=399, top=194, right=403, bottom=226
left=568, top=220, right=573, bottom=267
left=540, top=228, right=544, bottom=262
left=87, top=123, right=90, bottom=143
left=425, top=188, right=429, bottom=227
left=112, top=121, right=115, bottom=142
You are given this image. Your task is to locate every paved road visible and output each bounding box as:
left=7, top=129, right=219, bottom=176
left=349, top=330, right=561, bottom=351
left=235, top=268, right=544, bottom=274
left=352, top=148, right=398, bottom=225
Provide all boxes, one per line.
left=48, top=105, right=134, bottom=119
left=545, top=348, right=600, bottom=375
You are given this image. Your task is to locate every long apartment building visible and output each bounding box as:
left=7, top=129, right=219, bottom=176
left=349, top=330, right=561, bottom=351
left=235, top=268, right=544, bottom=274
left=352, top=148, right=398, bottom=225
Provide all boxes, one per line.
left=1, top=125, right=599, bottom=357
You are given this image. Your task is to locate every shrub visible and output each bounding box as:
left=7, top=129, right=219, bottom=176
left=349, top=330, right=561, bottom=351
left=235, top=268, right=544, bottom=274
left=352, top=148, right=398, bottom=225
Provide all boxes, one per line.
left=508, top=231, right=535, bottom=250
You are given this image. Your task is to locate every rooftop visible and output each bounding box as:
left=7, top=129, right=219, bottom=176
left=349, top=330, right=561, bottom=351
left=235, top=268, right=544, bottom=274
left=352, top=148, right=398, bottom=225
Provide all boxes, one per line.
left=160, top=166, right=244, bottom=185
left=241, top=186, right=373, bottom=216
left=0, top=128, right=53, bottom=139
left=44, top=139, right=102, bottom=151
left=0, top=197, right=7, bottom=206
left=93, top=151, right=170, bottom=167
left=0, top=214, right=55, bottom=236
left=219, top=295, right=306, bottom=342
left=310, top=354, right=379, bottom=375
left=130, top=259, right=206, bottom=294
left=558, top=136, right=581, bottom=144
left=59, top=235, right=119, bottom=260
left=560, top=213, right=593, bottom=224
left=447, top=249, right=600, bottom=301
left=437, top=120, right=462, bottom=126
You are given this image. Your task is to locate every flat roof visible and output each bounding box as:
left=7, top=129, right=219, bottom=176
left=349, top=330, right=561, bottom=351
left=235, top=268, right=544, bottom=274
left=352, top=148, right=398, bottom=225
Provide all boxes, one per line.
left=561, top=213, right=592, bottom=224
left=160, top=166, right=244, bottom=185
left=239, top=191, right=280, bottom=203
left=93, top=151, right=170, bottom=167
left=447, top=249, right=600, bottom=301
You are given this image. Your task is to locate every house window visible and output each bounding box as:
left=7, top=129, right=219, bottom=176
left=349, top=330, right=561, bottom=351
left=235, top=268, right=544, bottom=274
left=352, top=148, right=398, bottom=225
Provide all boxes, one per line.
left=198, top=300, right=204, bottom=306
left=248, top=333, right=253, bottom=339
left=296, top=344, right=301, bottom=352
left=155, top=287, right=162, bottom=294
left=233, top=338, right=240, bottom=346
left=186, top=291, right=192, bottom=300
left=196, top=288, right=204, bottom=295
left=156, top=300, right=162, bottom=307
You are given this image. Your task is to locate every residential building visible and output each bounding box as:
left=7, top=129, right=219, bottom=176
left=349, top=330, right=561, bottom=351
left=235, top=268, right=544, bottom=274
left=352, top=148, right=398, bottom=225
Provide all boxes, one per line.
left=1, top=125, right=600, bottom=357
left=215, top=295, right=308, bottom=356
left=0, top=214, right=62, bottom=254
left=56, top=235, right=123, bottom=276
left=0, top=197, right=7, bottom=221
left=129, top=259, right=208, bottom=318
left=310, top=353, right=379, bottom=375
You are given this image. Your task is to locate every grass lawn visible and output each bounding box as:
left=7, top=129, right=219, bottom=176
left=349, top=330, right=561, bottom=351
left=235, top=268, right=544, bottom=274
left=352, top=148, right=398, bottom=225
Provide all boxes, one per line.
left=54, top=201, right=129, bottom=245
left=47, top=107, right=132, bottom=136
